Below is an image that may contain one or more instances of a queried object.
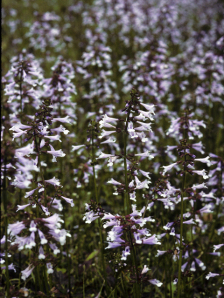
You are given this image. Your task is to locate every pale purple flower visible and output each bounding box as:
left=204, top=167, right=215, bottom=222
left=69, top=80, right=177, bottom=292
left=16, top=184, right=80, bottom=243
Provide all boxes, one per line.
left=102, top=213, right=116, bottom=220
left=190, top=261, right=196, bottom=271
left=142, top=235, right=161, bottom=245
left=71, top=145, right=85, bottom=151
left=130, top=192, right=136, bottom=201
left=213, top=244, right=224, bottom=252
left=195, top=156, right=211, bottom=166
left=105, top=242, right=122, bottom=249
left=101, top=137, right=116, bottom=144
left=61, top=196, right=74, bottom=207
left=139, top=169, right=151, bottom=179
left=47, top=144, right=65, bottom=162
left=198, top=204, right=213, bottom=214
left=25, top=188, right=37, bottom=198
left=192, top=183, right=208, bottom=190
left=8, top=221, right=26, bottom=236
left=195, top=258, right=206, bottom=270
left=97, top=152, right=114, bottom=159
left=98, top=129, right=116, bottom=139
left=44, top=213, right=64, bottom=226
left=162, top=162, right=178, bottom=175
left=29, top=221, right=37, bottom=232
left=16, top=203, right=31, bottom=212
left=15, top=143, right=35, bottom=157
left=121, top=246, right=130, bottom=261
left=149, top=279, right=163, bottom=287
left=192, top=169, right=209, bottom=179
left=41, top=205, right=50, bottom=216
left=51, top=125, right=69, bottom=135
left=38, top=229, right=48, bottom=245
left=135, top=151, right=154, bottom=159
left=140, top=103, right=155, bottom=114
left=99, top=114, right=118, bottom=129
left=141, top=265, right=150, bottom=274
left=38, top=246, right=45, bottom=259
left=83, top=210, right=100, bottom=223
left=49, top=243, right=60, bottom=255
left=21, top=265, right=35, bottom=280
left=25, top=232, right=36, bottom=249
left=44, top=135, right=62, bottom=142
left=217, top=226, right=224, bottom=235
left=183, top=218, right=196, bottom=225
left=52, top=116, right=71, bottom=124
left=107, top=178, right=122, bottom=186
left=156, top=250, right=167, bottom=257
left=45, top=177, right=61, bottom=187
left=206, top=272, right=220, bottom=280
left=135, top=177, right=150, bottom=189
left=181, top=261, right=188, bottom=272
left=46, top=263, right=53, bottom=274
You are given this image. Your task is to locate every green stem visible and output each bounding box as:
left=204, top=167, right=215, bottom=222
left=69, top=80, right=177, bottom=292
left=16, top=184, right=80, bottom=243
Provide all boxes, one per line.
left=124, top=109, right=131, bottom=214
left=177, top=148, right=186, bottom=297
left=91, top=124, right=108, bottom=293
left=83, top=265, right=85, bottom=298
left=3, top=157, right=9, bottom=297
left=129, top=229, right=140, bottom=298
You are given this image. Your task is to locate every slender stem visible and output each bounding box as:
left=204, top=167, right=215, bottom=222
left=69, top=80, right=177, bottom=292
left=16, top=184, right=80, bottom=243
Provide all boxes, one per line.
left=91, top=124, right=108, bottom=293
left=3, top=156, right=9, bottom=297
left=129, top=229, right=140, bottom=298
left=83, top=265, right=85, bottom=298
left=124, top=109, right=131, bottom=214
left=177, top=146, right=186, bottom=297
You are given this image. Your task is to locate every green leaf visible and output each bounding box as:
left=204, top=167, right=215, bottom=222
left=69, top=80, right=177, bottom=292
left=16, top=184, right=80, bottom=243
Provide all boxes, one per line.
left=86, top=250, right=99, bottom=261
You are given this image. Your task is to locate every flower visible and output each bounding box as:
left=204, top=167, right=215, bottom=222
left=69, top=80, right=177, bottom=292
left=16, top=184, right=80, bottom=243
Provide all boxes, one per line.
left=21, top=265, right=35, bottom=280
left=45, top=177, right=61, bottom=187
left=149, top=279, right=163, bottom=287
left=71, top=145, right=85, bottom=151
left=52, top=116, right=71, bottom=124
left=206, top=272, right=220, bottom=280
left=8, top=221, right=26, bottom=236
left=142, top=235, right=161, bottom=245
left=61, top=196, right=74, bottom=207
left=141, top=265, right=150, bottom=274
left=38, top=246, right=45, bottom=259
left=107, top=178, right=122, bottom=186
left=16, top=204, right=31, bottom=212
left=161, top=162, right=178, bottom=175
left=46, top=263, right=53, bottom=274
left=195, top=156, right=211, bottom=166
left=192, top=169, right=209, bottom=179
left=47, top=144, right=65, bottom=162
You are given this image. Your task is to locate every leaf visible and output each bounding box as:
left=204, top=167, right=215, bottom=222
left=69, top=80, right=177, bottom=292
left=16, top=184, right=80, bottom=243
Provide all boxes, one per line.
left=85, top=250, right=99, bottom=261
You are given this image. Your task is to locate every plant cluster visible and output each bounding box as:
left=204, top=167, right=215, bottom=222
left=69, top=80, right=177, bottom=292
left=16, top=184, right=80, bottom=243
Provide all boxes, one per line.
left=1, top=0, right=224, bottom=297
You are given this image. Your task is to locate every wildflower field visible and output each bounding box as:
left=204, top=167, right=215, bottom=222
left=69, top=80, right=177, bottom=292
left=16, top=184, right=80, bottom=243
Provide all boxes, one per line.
left=1, top=0, right=224, bottom=297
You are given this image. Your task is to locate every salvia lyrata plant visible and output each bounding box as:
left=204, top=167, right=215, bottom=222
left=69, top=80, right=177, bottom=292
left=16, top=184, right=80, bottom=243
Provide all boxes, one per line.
left=1, top=0, right=224, bottom=297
